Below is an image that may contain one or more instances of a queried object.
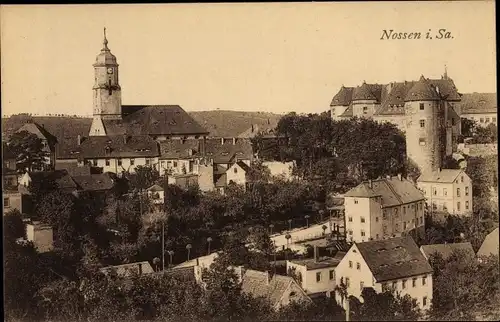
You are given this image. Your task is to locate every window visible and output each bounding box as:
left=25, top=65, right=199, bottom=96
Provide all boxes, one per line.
left=486, top=117, right=490, bottom=123
left=465, top=186, right=469, bottom=196
left=363, top=106, right=368, bottom=114
left=392, top=281, right=397, bottom=289
left=234, top=167, right=238, bottom=174
left=383, top=211, right=387, bottom=220
left=118, top=158, right=122, bottom=166
left=356, top=262, right=361, bottom=270
left=354, top=199, right=358, bottom=204
left=419, top=103, right=424, bottom=110
left=422, top=275, right=427, bottom=285
left=348, top=216, right=353, bottom=222
left=395, top=223, right=399, bottom=231
left=432, top=202, right=437, bottom=210
left=480, top=118, right=485, bottom=123
left=316, top=272, right=321, bottom=282
left=443, top=188, right=447, bottom=196
left=402, top=280, right=407, bottom=289
left=382, top=283, right=389, bottom=292
left=329, top=270, right=334, bottom=280
left=493, top=117, right=497, bottom=123
left=423, top=296, right=428, bottom=306
left=173, top=161, right=178, bottom=167
left=457, top=202, right=461, bottom=211
left=403, top=206, right=406, bottom=215
left=465, top=201, right=469, bottom=210
left=383, top=225, right=387, bottom=233
left=146, top=159, right=151, bottom=165
left=93, top=159, right=98, bottom=166
left=419, top=138, right=426, bottom=146
left=457, top=188, right=461, bottom=197
left=346, top=277, right=350, bottom=287
left=412, top=278, right=417, bottom=288
left=376, top=234, right=379, bottom=239
left=349, top=261, right=353, bottom=268
left=349, top=230, right=353, bottom=236
left=419, top=120, right=425, bottom=128
left=393, top=208, right=398, bottom=216
left=361, top=217, right=365, bottom=223
left=403, top=222, right=407, bottom=230
left=361, top=231, right=366, bottom=237
left=105, top=159, right=110, bottom=166
left=461, top=176, right=464, bottom=183
left=375, top=217, right=379, bottom=222
left=360, top=281, right=364, bottom=289
left=331, top=108, right=335, bottom=116
left=4, top=197, right=10, bottom=207
left=129, top=158, right=135, bottom=166
left=433, top=187, right=437, bottom=196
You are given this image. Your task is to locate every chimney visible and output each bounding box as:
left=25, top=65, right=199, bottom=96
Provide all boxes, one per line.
left=368, top=179, right=373, bottom=189
left=436, top=86, right=440, bottom=95
left=232, top=137, right=236, bottom=145
left=397, top=173, right=402, bottom=181
left=314, top=245, right=319, bottom=262
left=77, top=135, right=81, bottom=146
left=221, top=137, right=224, bottom=145
left=138, top=263, right=143, bottom=275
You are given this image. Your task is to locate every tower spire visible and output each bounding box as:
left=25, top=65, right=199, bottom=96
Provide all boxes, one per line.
left=103, top=27, right=109, bottom=50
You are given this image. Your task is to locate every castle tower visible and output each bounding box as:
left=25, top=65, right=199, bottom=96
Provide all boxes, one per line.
left=404, top=75, right=442, bottom=175
left=89, top=28, right=122, bottom=136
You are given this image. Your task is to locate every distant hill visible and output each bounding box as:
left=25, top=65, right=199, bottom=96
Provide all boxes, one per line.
left=1, top=110, right=282, bottom=139
left=190, top=110, right=282, bottom=137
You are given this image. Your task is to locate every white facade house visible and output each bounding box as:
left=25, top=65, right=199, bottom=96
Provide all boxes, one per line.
left=334, top=236, right=433, bottom=311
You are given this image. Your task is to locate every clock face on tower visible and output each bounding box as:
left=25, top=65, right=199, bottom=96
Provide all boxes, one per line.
left=107, top=67, right=113, bottom=74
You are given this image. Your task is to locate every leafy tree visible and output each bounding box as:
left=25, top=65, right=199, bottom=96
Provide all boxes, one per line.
left=7, top=130, right=51, bottom=173
left=126, top=165, right=160, bottom=191
left=460, top=117, right=477, bottom=138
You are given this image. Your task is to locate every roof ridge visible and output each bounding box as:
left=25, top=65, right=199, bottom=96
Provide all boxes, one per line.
left=384, top=178, right=404, bottom=204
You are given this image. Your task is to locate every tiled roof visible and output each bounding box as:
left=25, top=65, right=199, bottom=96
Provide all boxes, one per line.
left=54, top=163, right=93, bottom=176
left=28, top=170, right=78, bottom=191
left=289, top=253, right=344, bottom=270
left=241, top=269, right=307, bottom=308
left=457, top=93, right=497, bottom=114
left=477, top=228, right=499, bottom=257
left=420, top=242, right=475, bottom=260
left=405, top=76, right=440, bottom=102
left=331, top=86, right=354, bottom=106
left=330, top=76, right=462, bottom=116
left=121, top=105, right=209, bottom=136
left=352, top=82, right=378, bottom=101
left=345, top=176, right=424, bottom=208
left=236, top=161, right=251, bottom=173
left=159, top=139, right=201, bottom=159
left=205, top=139, right=253, bottom=164
left=147, top=184, right=164, bottom=192
left=356, top=236, right=433, bottom=283
left=17, top=122, right=58, bottom=147
left=71, top=135, right=159, bottom=159
left=100, top=261, right=155, bottom=278
left=102, top=119, right=127, bottom=136
left=161, top=266, right=196, bottom=281
left=417, top=169, right=464, bottom=183
left=71, top=173, right=114, bottom=192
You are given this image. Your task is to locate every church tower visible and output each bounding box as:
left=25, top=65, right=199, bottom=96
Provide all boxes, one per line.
left=89, top=28, right=122, bottom=136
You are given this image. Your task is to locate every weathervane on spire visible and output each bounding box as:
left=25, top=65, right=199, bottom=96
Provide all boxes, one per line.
left=103, top=27, right=109, bottom=49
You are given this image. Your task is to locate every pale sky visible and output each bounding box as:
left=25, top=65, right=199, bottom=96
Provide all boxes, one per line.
left=1, top=2, right=496, bottom=117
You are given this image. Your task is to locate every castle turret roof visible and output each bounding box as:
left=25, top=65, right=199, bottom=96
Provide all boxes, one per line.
left=330, top=86, right=354, bottom=106
left=352, top=81, right=377, bottom=101
left=404, top=75, right=440, bottom=102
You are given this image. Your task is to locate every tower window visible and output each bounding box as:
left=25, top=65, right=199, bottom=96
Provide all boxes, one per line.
left=419, top=138, right=426, bottom=146
left=466, top=201, right=469, bottom=210
left=419, top=103, right=424, bottom=110
left=457, top=202, right=461, bottom=211
left=420, top=120, right=425, bottom=128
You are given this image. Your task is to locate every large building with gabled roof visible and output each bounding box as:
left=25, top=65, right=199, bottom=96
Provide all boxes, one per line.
left=330, top=70, right=462, bottom=175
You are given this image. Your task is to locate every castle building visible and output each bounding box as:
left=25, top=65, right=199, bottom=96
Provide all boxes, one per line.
left=330, top=72, right=462, bottom=175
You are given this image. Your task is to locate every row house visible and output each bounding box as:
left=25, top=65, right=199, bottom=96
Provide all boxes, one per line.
left=335, top=236, right=433, bottom=311
left=417, top=169, right=473, bottom=216
left=344, top=175, right=426, bottom=243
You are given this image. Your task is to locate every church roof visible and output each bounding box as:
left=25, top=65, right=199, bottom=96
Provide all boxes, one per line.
left=159, top=139, right=201, bottom=159
left=94, top=28, right=118, bottom=66
left=121, top=105, right=209, bottom=136
left=76, top=135, right=159, bottom=159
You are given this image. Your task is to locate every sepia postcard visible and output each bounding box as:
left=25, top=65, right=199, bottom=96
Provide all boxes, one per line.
left=1, top=2, right=498, bottom=321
